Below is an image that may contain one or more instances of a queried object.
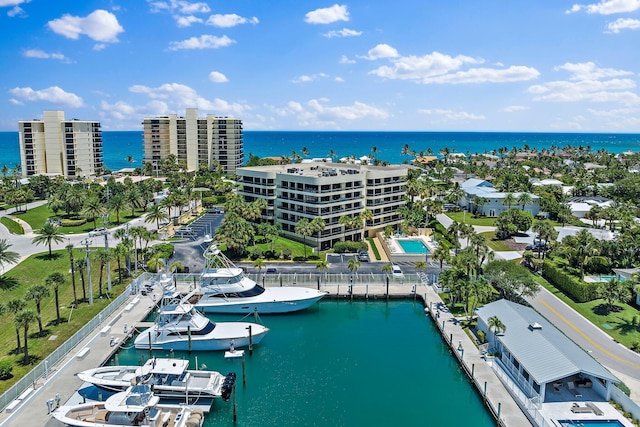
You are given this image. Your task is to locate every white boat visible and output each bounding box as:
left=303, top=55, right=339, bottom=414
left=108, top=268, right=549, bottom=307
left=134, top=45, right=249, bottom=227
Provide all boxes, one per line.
left=76, top=358, right=236, bottom=404
left=193, top=244, right=328, bottom=314
left=133, top=295, right=269, bottom=351
left=51, top=384, right=204, bottom=427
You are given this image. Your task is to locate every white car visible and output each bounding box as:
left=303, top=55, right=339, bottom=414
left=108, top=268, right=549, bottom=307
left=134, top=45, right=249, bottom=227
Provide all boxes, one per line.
left=392, top=264, right=404, bottom=279
left=89, top=227, right=107, bottom=236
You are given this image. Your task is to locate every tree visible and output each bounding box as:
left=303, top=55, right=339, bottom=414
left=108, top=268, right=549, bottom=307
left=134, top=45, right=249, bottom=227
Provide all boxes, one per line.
left=315, top=260, right=329, bottom=275
left=108, top=193, right=129, bottom=224
left=253, top=258, right=266, bottom=272
left=517, top=192, right=533, bottom=211
left=488, top=315, right=507, bottom=336
left=597, top=278, right=631, bottom=312
left=75, top=257, right=87, bottom=302
left=347, top=258, right=361, bottom=275
left=502, top=193, right=517, bottom=211
left=382, top=263, right=393, bottom=275
left=0, top=239, right=19, bottom=272
left=96, top=248, right=112, bottom=297
left=81, top=196, right=106, bottom=229
left=15, top=309, right=38, bottom=364
left=483, top=260, right=540, bottom=302
left=66, top=244, right=78, bottom=307
left=432, top=244, right=450, bottom=270
left=46, top=272, right=66, bottom=325
left=7, top=299, right=25, bottom=354
left=145, top=204, right=169, bottom=230
left=32, top=222, right=65, bottom=257
left=295, top=218, right=314, bottom=260
left=25, top=284, right=50, bottom=336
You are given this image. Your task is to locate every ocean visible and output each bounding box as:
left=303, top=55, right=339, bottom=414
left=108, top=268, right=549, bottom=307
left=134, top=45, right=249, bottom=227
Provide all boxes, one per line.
left=1, top=130, right=639, bottom=172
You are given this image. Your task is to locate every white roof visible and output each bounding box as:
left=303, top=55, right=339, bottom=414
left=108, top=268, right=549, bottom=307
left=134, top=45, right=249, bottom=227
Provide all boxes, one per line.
left=476, top=300, right=618, bottom=385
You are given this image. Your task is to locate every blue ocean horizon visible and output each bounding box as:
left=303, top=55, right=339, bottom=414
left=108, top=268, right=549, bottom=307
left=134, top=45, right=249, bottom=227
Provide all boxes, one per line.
left=1, top=130, right=639, bottom=172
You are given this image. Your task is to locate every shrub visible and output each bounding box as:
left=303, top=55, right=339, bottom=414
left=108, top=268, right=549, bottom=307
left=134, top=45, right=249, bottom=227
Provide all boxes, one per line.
left=0, top=360, right=13, bottom=379
left=333, top=241, right=367, bottom=253
left=542, top=259, right=600, bottom=302
left=152, top=243, right=175, bottom=260
left=367, top=238, right=381, bottom=260
left=477, top=329, right=486, bottom=344
left=264, top=250, right=280, bottom=260
left=282, top=248, right=292, bottom=260
left=61, top=218, right=87, bottom=227
left=249, top=247, right=263, bottom=260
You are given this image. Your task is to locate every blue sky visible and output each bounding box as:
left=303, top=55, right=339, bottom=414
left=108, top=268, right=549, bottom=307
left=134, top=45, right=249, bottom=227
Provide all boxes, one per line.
left=1, top=0, right=640, bottom=132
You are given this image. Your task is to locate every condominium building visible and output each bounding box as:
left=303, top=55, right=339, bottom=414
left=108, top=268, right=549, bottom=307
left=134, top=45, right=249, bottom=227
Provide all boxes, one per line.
left=142, top=108, right=243, bottom=174
left=237, top=162, right=410, bottom=250
left=18, top=110, right=103, bottom=178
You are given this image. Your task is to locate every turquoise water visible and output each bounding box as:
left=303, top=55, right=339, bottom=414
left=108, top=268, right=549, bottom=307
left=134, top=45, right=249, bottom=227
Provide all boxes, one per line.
left=112, top=301, right=495, bottom=426
left=587, top=275, right=625, bottom=283
left=397, top=238, right=430, bottom=254
left=559, top=420, right=623, bottom=426
left=1, top=130, right=640, bottom=172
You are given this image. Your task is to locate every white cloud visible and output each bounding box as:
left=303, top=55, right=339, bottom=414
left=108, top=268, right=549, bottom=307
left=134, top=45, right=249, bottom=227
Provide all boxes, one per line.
left=606, top=17, right=640, bottom=32
left=128, top=82, right=248, bottom=115
left=168, top=34, right=235, bottom=50
left=8, top=86, right=84, bottom=107
left=305, top=4, right=349, bottom=24
left=361, top=44, right=399, bottom=60
left=100, top=99, right=169, bottom=121
left=339, top=55, right=355, bottom=64
left=9, top=98, right=23, bottom=105
left=418, top=109, right=485, bottom=121
left=7, top=5, right=25, bottom=17
left=272, top=99, right=388, bottom=127
left=421, top=65, right=540, bottom=84
left=370, top=51, right=480, bottom=79
left=148, top=0, right=210, bottom=14
left=23, top=49, right=70, bottom=62
left=175, top=15, right=202, bottom=27
left=292, top=73, right=329, bottom=83
left=0, top=0, right=28, bottom=6
left=323, top=28, right=361, bottom=38
left=209, top=71, right=229, bottom=83
left=528, top=62, right=640, bottom=105
left=334, top=77, right=344, bottom=82
left=48, top=9, right=124, bottom=43
left=206, top=13, right=259, bottom=27
left=566, top=0, right=640, bottom=14
left=503, top=105, right=528, bottom=112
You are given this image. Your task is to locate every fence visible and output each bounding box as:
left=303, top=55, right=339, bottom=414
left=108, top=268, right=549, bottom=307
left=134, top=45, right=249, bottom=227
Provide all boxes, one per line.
left=0, top=282, right=135, bottom=413
left=610, top=384, right=640, bottom=422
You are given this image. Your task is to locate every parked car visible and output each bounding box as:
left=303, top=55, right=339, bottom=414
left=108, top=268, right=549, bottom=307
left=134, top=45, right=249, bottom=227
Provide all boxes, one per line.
left=357, top=250, right=370, bottom=262
left=525, top=243, right=547, bottom=252
left=392, top=264, right=404, bottom=279
left=266, top=267, right=278, bottom=274
left=89, top=227, right=107, bottom=236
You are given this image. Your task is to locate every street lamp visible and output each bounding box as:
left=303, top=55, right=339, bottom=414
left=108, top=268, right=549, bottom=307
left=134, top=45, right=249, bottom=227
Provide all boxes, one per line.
left=457, top=340, right=464, bottom=359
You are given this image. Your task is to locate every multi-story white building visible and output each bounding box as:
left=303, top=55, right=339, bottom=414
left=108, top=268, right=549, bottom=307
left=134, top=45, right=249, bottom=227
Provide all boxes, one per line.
left=142, top=108, right=243, bottom=175
left=18, top=110, right=103, bottom=178
left=237, top=163, right=409, bottom=250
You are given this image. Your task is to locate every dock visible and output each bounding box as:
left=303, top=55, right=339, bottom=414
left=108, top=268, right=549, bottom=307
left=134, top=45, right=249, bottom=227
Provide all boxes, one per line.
left=0, top=281, right=532, bottom=427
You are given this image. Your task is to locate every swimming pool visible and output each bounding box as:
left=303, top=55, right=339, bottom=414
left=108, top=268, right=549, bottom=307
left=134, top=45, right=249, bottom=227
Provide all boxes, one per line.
left=585, top=275, right=625, bottom=283
left=397, top=238, right=430, bottom=254
left=558, top=420, right=624, bottom=427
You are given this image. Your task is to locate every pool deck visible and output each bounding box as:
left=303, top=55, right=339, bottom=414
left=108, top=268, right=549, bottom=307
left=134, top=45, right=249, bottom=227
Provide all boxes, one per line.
left=1, top=281, right=534, bottom=427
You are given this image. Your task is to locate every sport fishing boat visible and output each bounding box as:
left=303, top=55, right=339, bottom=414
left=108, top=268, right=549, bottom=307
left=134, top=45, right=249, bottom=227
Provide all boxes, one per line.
left=133, top=294, right=269, bottom=351
left=193, top=244, right=328, bottom=314
left=51, top=384, right=205, bottom=427
left=76, top=358, right=236, bottom=405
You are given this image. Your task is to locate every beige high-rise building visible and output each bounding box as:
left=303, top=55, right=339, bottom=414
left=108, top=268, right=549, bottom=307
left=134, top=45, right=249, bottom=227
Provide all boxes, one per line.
left=237, top=162, right=409, bottom=250
left=18, top=110, right=104, bottom=178
left=142, top=108, right=243, bottom=174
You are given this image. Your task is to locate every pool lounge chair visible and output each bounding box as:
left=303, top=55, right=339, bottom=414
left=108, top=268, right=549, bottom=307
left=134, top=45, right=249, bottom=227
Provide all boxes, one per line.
left=586, top=402, right=604, bottom=416
left=567, top=382, right=582, bottom=398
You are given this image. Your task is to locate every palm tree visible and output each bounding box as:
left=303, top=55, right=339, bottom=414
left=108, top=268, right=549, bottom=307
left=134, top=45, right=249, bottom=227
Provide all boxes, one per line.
left=382, top=263, right=393, bottom=275
left=81, top=196, right=106, bottom=229
left=502, top=193, right=517, bottom=211
left=126, top=155, right=135, bottom=168
left=0, top=238, right=19, bottom=272
left=65, top=243, right=79, bottom=307
left=32, top=222, right=65, bottom=257
left=432, top=244, right=450, bottom=270
left=145, top=204, right=169, bottom=230
left=315, top=260, right=329, bottom=275
left=108, top=193, right=129, bottom=224
left=46, top=272, right=66, bottom=325
left=7, top=299, right=25, bottom=353
left=25, top=284, right=50, bottom=336
left=75, top=257, right=87, bottom=302
left=295, top=218, right=314, bottom=260
left=15, top=309, right=38, bottom=364
left=517, top=192, right=533, bottom=211
left=96, top=248, right=112, bottom=297
left=253, top=258, right=266, bottom=272
left=347, top=258, right=361, bottom=276
left=488, top=315, right=506, bottom=336
left=113, top=242, right=128, bottom=283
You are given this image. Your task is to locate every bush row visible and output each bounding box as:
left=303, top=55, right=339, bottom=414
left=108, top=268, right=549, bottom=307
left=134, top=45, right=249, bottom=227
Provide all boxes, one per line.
left=332, top=241, right=368, bottom=253
left=542, top=259, right=600, bottom=302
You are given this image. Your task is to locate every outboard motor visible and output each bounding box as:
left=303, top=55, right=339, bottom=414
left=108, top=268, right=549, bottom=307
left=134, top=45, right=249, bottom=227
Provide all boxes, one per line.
left=221, top=372, right=237, bottom=401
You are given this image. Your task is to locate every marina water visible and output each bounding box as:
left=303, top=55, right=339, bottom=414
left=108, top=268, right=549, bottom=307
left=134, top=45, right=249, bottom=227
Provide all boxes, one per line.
left=113, top=300, right=495, bottom=426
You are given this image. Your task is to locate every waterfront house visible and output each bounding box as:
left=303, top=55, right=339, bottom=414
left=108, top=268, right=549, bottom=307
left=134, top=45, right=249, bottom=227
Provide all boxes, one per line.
left=476, top=299, right=619, bottom=405
left=459, top=178, right=540, bottom=217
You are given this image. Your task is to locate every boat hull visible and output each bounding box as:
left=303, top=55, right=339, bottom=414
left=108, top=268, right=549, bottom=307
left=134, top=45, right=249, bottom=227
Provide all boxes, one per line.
left=195, top=288, right=327, bottom=314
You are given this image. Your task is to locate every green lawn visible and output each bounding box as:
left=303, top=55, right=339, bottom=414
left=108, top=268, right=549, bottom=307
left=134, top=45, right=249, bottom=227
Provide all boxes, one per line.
left=446, top=212, right=496, bottom=227
left=0, top=217, right=23, bottom=235
left=251, top=236, right=321, bottom=260
left=533, top=275, right=640, bottom=349
left=0, top=248, right=127, bottom=393
left=479, top=231, right=517, bottom=252
left=15, top=204, right=147, bottom=234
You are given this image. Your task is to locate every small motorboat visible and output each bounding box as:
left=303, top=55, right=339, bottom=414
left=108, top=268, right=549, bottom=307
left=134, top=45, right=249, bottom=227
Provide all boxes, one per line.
left=51, top=384, right=204, bottom=427
left=77, top=358, right=236, bottom=405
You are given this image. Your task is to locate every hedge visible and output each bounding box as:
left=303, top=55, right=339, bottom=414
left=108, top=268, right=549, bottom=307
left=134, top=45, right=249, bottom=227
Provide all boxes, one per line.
left=333, top=241, right=368, bottom=253
left=61, top=218, right=87, bottom=226
left=367, top=238, right=381, bottom=260
left=542, top=259, right=600, bottom=302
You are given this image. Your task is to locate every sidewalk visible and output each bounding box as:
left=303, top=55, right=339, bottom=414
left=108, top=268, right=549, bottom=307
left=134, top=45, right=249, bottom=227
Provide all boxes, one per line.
left=0, top=290, right=159, bottom=427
